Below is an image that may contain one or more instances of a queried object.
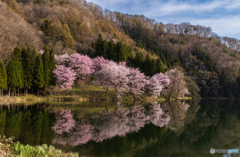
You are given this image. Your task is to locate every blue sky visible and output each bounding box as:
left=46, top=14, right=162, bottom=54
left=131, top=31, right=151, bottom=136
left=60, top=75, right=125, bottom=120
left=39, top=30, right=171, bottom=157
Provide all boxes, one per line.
left=87, top=0, right=240, bottom=40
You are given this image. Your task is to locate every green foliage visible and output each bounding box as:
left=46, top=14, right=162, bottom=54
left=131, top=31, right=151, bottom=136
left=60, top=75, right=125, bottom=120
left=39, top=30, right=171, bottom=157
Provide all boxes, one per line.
left=230, top=52, right=238, bottom=59
left=223, top=46, right=228, bottom=53
left=7, top=58, right=18, bottom=91
left=192, top=48, right=218, bottom=73
left=13, top=142, right=78, bottom=157
left=0, top=111, right=7, bottom=135
left=21, top=46, right=35, bottom=90
left=93, top=34, right=132, bottom=62
left=42, top=47, right=50, bottom=90
left=0, top=59, right=8, bottom=91
left=47, top=22, right=75, bottom=49
left=40, top=19, right=51, bottom=32
left=169, top=37, right=186, bottom=45
left=33, top=54, right=44, bottom=89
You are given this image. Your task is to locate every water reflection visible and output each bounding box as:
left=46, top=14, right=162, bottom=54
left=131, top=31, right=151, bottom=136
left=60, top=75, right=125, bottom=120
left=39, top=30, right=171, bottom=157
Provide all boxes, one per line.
left=51, top=101, right=189, bottom=146
left=4, top=100, right=240, bottom=157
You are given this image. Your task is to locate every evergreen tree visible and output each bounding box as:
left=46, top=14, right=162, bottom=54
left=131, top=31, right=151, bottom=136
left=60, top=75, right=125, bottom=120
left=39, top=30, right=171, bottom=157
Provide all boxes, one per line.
left=0, top=59, right=7, bottom=96
left=13, top=46, right=24, bottom=95
left=143, top=54, right=152, bottom=76
left=116, top=42, right=127, bottom=62
left=42, top=47, right=50, bottom=95
left=7, top=59, right=17, bottom=96
left=156, top=58, right=165, bottom=73
left=49, top=48, right=56, bottom=87
left=150, top=59, right=157, bottom=76
left=33, top=54, right=44, bottom=95
left=134, top=52, right=144, bottom=68
left=107, top=41, right=116, bottom=60
left=94, top=34, right=104, bottom=57
left=21, top=46, right=33, bottom=94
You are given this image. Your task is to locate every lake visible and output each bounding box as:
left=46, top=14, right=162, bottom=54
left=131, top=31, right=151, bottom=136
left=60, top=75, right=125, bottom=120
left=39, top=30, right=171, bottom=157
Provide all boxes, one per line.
left=0, top=99, right=240, bottom=157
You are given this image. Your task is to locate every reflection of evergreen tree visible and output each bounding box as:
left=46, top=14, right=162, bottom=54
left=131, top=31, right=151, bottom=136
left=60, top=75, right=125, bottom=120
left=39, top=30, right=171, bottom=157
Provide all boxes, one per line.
left=5, top=110, right=23, bottom=139
left=32, top=111, right=43, bottom=145
left=0, top=111, right=7, bottom=136
left=41, top=111, right=54, bottom=144
left=19, top=111, right=32, bottom=144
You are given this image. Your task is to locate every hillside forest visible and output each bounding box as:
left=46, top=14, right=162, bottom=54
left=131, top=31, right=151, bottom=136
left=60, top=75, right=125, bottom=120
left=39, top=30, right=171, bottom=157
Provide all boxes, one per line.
left=1, top=0, right=240, bottom=98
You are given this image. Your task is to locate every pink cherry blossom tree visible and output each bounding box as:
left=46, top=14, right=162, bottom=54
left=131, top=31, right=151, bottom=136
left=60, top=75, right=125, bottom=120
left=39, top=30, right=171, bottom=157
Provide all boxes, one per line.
left=127, top=67, right=147, bottom=96
left=52, top=110, right=76, bottom=135
left=147, top=73, right=170, bottom=98
left=94, top=63, right=130, bottom=98
left=92, top=57, right=117, bottom=93
left=92, top=56, right=115, bottom=72
left=69, top=53, right=95, bottom=82
left=53, top=65, right=76, bottom=93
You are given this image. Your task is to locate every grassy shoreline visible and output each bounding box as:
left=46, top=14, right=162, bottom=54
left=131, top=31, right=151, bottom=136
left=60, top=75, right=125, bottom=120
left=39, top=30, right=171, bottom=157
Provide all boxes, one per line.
left=0, top=85, right=193, bottom=105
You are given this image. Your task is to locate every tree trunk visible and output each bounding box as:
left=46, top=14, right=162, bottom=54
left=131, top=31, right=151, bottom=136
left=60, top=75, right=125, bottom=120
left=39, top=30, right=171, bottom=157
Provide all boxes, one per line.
left=37, top=89, right=39, bottom=96
left=18, top=89, right=19, bottom=96
left=9, top=90, right=10, bottom=96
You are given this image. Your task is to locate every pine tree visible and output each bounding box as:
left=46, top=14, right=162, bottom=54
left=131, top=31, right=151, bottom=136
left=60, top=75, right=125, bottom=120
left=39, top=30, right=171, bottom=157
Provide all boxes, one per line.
left=7, top=59, right=17, bottom=96
left=134, top=52, right=144, bottom=68
left=150, top=59, right=157, bottom=76
left=42, top=46, right=50, bottom=95
left=116, top=42, right=127, bottom=62
left=33, top=54, right=44, bottom=95
left=156, top=58, right=165, bottom=73
left=143, top=54, right=152, bottom=76
left=94, top=34, right=104, bottom=57
left=0, top=59, right=7, bottom=96
left=21, top=46, right=33, bottom=94
left=107, top=41, right=116, bottom=60
left=11, top=46, right=24, bottom=96
left=30, top=48, right=38, bottom=94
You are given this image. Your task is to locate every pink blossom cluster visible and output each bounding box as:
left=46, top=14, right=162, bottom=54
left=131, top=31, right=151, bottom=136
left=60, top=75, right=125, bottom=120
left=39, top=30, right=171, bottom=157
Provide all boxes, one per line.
left=53, top=65, right=76, bottom=90
left=53, top=53, right=181, bottom=98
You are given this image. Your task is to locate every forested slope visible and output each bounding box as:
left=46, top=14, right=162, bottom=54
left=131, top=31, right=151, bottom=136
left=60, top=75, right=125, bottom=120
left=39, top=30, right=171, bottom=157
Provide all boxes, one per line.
left=1, top=0, right=240, bottom=97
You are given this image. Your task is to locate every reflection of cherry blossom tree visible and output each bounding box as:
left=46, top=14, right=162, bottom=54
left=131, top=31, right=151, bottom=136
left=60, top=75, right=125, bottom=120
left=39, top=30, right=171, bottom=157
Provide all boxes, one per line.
left=149, top=102, right=170, bottom=127
left=51, top=102, right=189, bottom=146
left=166, top=101, right=190, bottom=130
left=68, top=124, right=94, bottom=146
left=52, top=110, right=76, bottom=135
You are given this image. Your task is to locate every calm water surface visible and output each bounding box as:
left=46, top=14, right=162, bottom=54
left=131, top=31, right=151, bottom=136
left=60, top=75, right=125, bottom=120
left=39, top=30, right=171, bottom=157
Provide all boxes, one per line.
left=1, top=100, right=240, bottom=157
